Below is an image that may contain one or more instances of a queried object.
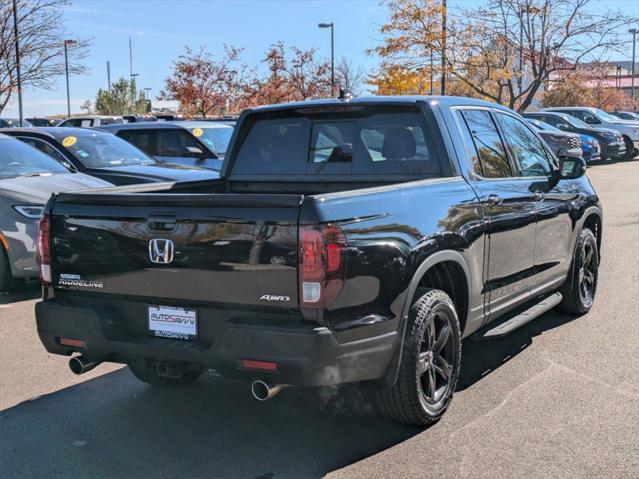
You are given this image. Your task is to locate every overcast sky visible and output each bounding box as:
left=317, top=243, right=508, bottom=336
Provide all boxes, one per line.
left=4, top=0, right=639, bottom=117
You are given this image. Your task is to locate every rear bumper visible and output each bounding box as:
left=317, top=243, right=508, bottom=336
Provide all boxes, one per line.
left=35, top=299, right=396, bottom=387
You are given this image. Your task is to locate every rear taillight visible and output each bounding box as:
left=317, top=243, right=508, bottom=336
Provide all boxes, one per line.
left=299, top=224, right=346, bottom=308
left=36, top=215, right=52, bottom=285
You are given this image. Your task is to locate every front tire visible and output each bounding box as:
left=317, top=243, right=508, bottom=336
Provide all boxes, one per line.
left=559, top=228, right=598, bottom=314
left=623, top=136, right=635, bottom=160
left=128, top=358, right=202, bottom=386
left=376, top=289, right=461, bottom=426
left=0, top=246, right=15, bottom=293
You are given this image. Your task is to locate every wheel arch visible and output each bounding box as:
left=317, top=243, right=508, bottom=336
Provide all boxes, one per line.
left=381, top=249, right=471, bottom=388
left=581, top=207, right=603, bottom=262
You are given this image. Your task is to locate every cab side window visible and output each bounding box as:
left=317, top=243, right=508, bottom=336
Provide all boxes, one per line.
left=495, top=113, right=551, bottom=177
left=460, top=109, right=512, bottom=178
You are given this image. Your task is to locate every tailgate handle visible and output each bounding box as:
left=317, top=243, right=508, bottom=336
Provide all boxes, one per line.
left=147, top=214, right=177, bottom=231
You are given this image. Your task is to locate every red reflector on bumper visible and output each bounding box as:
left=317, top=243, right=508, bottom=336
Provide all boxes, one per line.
left=59, top=338, right=86, bottom=348
left=241, top=359, right=278, bottom=371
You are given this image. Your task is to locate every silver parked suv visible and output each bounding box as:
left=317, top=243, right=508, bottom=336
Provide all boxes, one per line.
left=0, top=134, right=111, bottom=290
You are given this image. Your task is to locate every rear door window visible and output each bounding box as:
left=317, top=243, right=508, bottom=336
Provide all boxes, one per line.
left=460, top=109, right=512, bottom=178
left=495, top=112, right=552, bottom=177
left=232, top=106, right=443, bottom=177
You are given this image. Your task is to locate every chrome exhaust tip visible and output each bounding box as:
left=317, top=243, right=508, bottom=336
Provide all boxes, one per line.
left=69, top=355, right=99, bottom=375
left=251, top=380, right=285, bottom=401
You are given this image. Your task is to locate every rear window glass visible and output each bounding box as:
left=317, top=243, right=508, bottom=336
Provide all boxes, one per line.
left=232, top=106, right=444, bottom=178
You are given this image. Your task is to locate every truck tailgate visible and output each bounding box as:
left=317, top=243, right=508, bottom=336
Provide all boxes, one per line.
left=49, top=193, right=302, bottom=309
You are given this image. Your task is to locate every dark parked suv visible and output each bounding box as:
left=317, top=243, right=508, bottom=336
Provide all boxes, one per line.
left=523, top=111, right=625, bottom=160
left=35, top=96, right=601, bottom=426
left=98, top=121, right=234, bottom=171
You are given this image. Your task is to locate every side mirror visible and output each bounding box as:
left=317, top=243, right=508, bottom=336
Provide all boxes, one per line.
left=558, top=123, right=570, bottom=131
left=547, top=153, right=585, bottom=189
left=185, top=146, right=205, bottom=158
left=558, top=156, right=586, bottom=179
left=584, top=117, right=599, bottom=125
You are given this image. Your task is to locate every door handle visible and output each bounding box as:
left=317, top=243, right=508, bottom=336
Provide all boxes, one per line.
left=484, top=194, right=503, bottom=206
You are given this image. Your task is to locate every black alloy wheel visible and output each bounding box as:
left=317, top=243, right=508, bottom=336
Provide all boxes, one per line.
left=578, top=236, right=597, bottom=309
left=418, top=310, right=455, bottom=407
left=560, top=228, right=598, bottom=314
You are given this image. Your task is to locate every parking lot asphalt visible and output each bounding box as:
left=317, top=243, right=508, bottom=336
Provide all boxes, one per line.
left=0, top=158, right=637, bottom=479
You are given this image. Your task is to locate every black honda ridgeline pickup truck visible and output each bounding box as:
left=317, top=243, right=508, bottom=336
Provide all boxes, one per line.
left=35, top=96, right=602, bottom=426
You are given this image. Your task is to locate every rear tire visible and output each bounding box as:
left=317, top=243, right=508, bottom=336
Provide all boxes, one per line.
left=375, top=288, right=461, bottom=426
left=559, top=228, right=598, bottom=315
left=128, top=358, right=202, bottom=386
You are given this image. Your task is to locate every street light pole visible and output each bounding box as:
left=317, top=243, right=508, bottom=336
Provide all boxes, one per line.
left=630, top=28, right=637, bottom=104
left=11, top=0, right=23, bottom=126
left=318, top=22, right=335, bottom=96
left=63, top=40, right=76, bottom=118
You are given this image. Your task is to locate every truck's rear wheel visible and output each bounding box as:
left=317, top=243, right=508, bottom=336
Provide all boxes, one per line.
left=376, top=288, right=461, bottom=426
left=128, top=358, right=202, bottom=386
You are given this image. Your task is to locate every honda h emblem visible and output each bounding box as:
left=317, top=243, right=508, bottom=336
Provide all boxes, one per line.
left=148, top=239, right=174, bottom=264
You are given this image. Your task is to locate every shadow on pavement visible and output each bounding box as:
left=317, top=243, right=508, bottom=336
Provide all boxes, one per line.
left=0, top=282, right=40, bottom=305
left=0, top=306, right=584, bottom=478
left=0, top=368, right=418, bottom=478
left=457, top=310, right=582, bottom=391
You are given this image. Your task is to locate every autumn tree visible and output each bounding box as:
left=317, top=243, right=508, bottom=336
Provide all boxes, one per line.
left=373, top=0, right=636, bottom=111
left=0, top=0, right=89, bottom=114
left=542, top=63, right=639, bottom=111
left=336, top=58, right=367, bottom=96
left=368, top=65, right=433, bottom=95
left=94, top=77, right=148, bottom=115
left=160, top=45, right=251, bottom=117
left=244, top=42, right=331, bottom=106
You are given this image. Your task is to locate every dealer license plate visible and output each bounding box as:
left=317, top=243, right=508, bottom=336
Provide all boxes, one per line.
left=148, top=305, right=197, bottom=340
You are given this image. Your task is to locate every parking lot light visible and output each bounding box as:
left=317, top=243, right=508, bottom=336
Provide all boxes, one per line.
left=64, top=39, right=77, bottom=118
left=630, top=28, right=637, bottom=102
left=318, top=22, right=335, bottom=97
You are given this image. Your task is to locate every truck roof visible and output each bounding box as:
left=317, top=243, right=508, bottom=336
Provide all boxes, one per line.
left=245, top=95, right=513, bottom=114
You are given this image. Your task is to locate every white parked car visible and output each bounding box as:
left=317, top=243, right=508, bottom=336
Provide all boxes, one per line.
left=57, top=115, right=124, bottom=128
left=542, top=107, right=639, bottom=160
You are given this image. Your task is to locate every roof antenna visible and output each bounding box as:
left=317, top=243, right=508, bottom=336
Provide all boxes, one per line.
left=338, top=88, right=353, bottom=101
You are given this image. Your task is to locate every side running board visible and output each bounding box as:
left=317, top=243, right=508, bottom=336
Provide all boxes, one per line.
left=475, top=292, right=563, bottom=339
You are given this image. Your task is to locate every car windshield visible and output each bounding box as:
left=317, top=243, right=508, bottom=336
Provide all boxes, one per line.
left=191, top=126, right=233, bottom=156
left=60, top=132, right=158, bottom=168
left=592, top=109, right=621, bottom=122
left=559, top=114, right=590, bottom=129
left=0, top=118, right=33, bottom=128
left=527, top=119, right=563, bottom=133
left=0, top=136, right=69, bottom=179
